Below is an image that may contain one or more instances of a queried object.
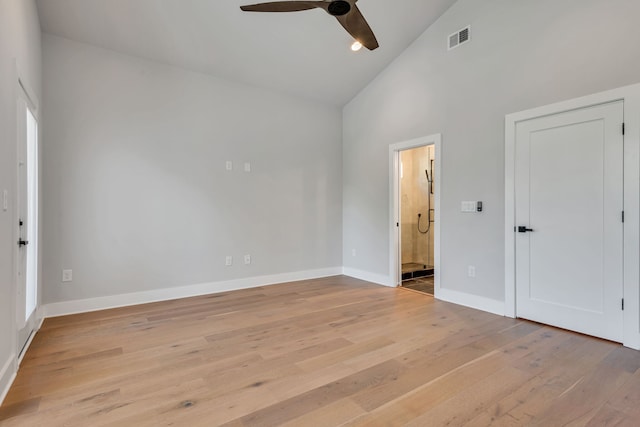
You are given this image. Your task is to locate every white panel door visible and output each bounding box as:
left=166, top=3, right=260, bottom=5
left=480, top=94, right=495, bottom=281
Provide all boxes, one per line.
left=515, top=101, right=624, bottom=342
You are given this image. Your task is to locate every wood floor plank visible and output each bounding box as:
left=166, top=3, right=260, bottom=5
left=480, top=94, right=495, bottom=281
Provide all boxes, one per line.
left=471, top=335, right=615, bottom=426
left=342, top=324, right=572, bottom=426
left=1, top=275, right=638, bottom=426
left=221, top=359, right=407, bottom=427
left=280, top=398, right=365, bottom=427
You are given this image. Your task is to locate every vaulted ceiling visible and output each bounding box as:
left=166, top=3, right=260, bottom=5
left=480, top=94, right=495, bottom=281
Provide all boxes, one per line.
left=36, top=0, right=458, bottom=106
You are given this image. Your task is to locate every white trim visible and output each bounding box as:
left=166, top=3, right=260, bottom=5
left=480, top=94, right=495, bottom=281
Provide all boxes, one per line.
left=504, top=114, right=516, bottom=318
left=623, top=92, right=640, bottom=350
left=9, top=62, right=19, bottom=399
left=505, top=82, right=640, bottom=350
left=342, top=267, right=393, bottom=287
left=17, top=317, right=43, bottom=366
left=43, top=267, right=342, bottom=318
left=0, top=356, right=17, bottom=406
left=388, top=134, right=442, bottom=296
left=15, top=61, right=39, bottom=115
left=438, top=288, right=505, bottom=317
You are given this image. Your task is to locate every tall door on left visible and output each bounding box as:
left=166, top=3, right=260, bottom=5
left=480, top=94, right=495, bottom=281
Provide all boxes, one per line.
left=16, top=92, right=39, bottom=357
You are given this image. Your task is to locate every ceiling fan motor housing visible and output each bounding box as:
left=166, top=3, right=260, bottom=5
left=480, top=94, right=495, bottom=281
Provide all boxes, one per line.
left=328, top=0, right=351, bottom=16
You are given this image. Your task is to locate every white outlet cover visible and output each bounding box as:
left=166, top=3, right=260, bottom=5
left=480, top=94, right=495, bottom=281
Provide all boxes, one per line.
left=62, top=269, right=73, bottom=282
left=226, top=161, right=233, bottom=171
left=225, top=256, right=233, bottom=266
left=468, top=266, right=476, bottom=278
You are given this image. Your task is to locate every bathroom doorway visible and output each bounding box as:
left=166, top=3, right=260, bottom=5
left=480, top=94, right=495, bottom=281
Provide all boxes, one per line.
left=400, top=146, right=435, bottom=294
left=389, top=134, right=440, bottom=296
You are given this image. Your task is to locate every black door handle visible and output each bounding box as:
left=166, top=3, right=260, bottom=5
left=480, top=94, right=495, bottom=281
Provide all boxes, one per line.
left=518, top=226, right=534, bottom=233
left=18, top=238, right=29, bottom=247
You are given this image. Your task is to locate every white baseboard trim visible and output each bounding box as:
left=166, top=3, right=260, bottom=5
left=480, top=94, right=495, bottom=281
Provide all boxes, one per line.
left=17, top=317, right=44, bottom=366
left=342, top=267, right=393, bottom=287
left=43, top=267, right=343, bottom=318
left=436, top=288, right=505, bottom=317
left=0, top=355, right=16, bottom=407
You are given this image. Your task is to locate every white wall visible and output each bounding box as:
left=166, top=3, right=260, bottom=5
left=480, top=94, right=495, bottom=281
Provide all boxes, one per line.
left=41, top=35, right=343, bottom=306
left=343, top=0, right=640, bottom=306
left=0, top=0, right=42, bottom=401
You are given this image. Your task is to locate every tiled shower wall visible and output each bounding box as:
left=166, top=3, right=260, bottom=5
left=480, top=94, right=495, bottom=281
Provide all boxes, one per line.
left=400, top=145, right=435, bottom=267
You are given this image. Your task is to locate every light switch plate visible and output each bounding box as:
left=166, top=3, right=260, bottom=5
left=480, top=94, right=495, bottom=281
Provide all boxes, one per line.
left=62, top=269, right=73, bottom=282
left=461, top=201, right=476, bottom=213
left=226, top=161, right=233, bottom=171
left=225, top=256, right=233, bottom=266
left=244, top=162, right=251, bottom=173
left=244, top=254, right=251, bottom=265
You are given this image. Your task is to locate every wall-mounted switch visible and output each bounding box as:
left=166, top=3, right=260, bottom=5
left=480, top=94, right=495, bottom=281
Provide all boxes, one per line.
left=461, top=201, right=475, bottom=213
left=244, top=162, right=251, bottom=173
left=461, top=201, right=483, bottom=213
left=226, top=161, right=233, bottom=171
left=244, top=254, right=251, bottom=265
left=225, top=256, right=233, bottom=266
left=62, top=269, right=73, bottom=282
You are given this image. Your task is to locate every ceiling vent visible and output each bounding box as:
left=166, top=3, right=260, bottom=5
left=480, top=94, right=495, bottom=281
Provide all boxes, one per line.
left=448, top=26, right=471, bottom=50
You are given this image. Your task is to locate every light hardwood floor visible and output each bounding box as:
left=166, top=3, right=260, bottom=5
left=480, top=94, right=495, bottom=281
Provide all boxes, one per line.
left=1, top=275, right=639, bottom=426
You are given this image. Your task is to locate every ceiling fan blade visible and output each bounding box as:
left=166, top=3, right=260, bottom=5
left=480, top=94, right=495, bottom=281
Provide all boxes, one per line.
left=240, top=2, right=326, bottom=13
left=336, top=5, right=379, bottom=50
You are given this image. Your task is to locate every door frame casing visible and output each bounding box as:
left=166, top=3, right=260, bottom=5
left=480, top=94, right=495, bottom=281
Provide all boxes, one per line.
left=389, top=134, right=441, bottom=294
left=505, top=83, right=640, bottom=349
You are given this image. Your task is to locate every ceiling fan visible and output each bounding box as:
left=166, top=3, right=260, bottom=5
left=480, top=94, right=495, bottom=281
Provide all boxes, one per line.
left=240, top=0, right=379, bottom=51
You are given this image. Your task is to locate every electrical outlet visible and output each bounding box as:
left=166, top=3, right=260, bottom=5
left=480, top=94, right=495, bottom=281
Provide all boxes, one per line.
left=468, top=265, right=476, bottom=278
left=225, top=256, right=233, bottom=266
left=244, top=254, right=251, bottom=265
left=62, top=269, right=73, bottom=282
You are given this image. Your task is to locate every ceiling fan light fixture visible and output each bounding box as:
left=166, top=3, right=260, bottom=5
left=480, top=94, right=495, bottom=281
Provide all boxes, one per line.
left=351, top=41, right=363, bottom=51
left=240, top=1, right=379, bottom=50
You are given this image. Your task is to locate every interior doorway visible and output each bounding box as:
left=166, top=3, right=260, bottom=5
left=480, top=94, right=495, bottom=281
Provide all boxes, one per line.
left=504, top=83, right=640, bottom=349
left=389, top=134, right=441, bottom=296
left=400, top=146, right=435, bottom=294
left=16, top=81, right=39, bottom=358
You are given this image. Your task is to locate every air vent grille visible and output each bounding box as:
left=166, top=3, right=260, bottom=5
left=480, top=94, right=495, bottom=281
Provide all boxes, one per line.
left=448, top=26, right=471, bottom=50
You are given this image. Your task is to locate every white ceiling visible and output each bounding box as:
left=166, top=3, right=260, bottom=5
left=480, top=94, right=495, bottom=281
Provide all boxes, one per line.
left=36, top=0, right=457, bottom=106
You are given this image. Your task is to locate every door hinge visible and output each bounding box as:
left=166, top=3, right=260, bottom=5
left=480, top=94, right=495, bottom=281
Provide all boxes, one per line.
left=622, top=299, right=625, bottom=310
left=622, top=211, right=625, bottom=223
left=622, top=123, right=625, bottom=135
left=396, top=222, right=399, bottom=227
